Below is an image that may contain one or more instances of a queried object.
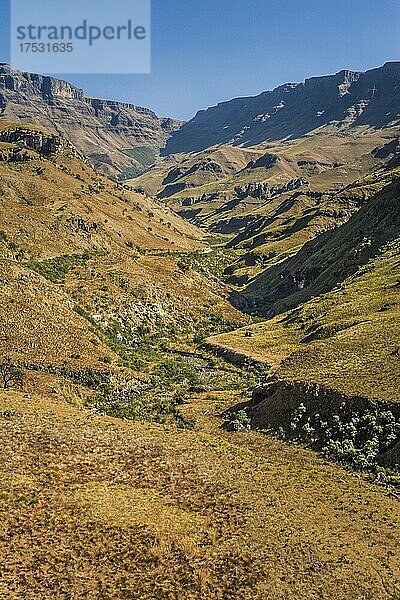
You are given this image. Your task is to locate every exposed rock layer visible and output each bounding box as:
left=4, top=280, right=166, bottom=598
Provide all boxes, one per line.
left=165, top=62, right=400, bottom=154
left=0, top=64, right=182, bottom=178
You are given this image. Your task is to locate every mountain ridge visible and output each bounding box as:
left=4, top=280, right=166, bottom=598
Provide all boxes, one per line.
left=1, top=61, right=400, bottom=597
left=0, top=64, right=182, bottom=178
left=164, top=62, right=400, bottom=154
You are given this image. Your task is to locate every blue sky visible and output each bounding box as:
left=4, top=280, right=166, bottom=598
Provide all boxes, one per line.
left=0, top=0, right=399, bottom=119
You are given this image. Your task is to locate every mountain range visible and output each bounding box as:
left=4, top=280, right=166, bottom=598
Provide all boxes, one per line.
left=165, top=61, right=400, bottom=154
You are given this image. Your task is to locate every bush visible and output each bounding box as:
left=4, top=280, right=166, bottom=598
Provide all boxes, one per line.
left=87, top=374, right=191, bottom=427
left=29, top=252, right=94, bottom=283
left=0, top=359, right=24, bottom=390
left=285, top=402, right=400, bottom=470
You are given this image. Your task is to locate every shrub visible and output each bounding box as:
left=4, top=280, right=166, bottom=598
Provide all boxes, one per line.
left=0, top=359, right=24, bottom=390
left=28, top=251, right=95, bottom=283
left=285, top=402, right=400, bottom=470
left=88, top=374, right=190, bottom=428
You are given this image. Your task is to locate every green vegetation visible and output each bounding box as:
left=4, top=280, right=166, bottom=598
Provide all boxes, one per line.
left=177, top=248, right=239, bottom=281
left=286, top=403, right=400, bottom=471
left=28, top=251, right=99, bottom=283
left=87, top=374, right=190, bottom=427
left=122, top=146, right=158, bottom=167
left=80, top=302, right=253, bottom=426
left=119, top=147, right=158, bottom=180
left=203, top=233, right=234, bottom=247
left=88, top=349, right=252, bottom=428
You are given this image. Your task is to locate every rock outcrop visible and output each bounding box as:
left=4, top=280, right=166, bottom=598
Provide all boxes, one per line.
left=247, top=378, right=400, bottom=468
left=234, top=177, right=309, bottom=201
left=241, top=170, right=400, bottom=315
left=0, top=125, right=80, bottom=158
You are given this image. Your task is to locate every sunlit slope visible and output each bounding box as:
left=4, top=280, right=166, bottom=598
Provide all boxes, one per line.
left=165, top=62, right=400, bottom=154
left=0, top=122, right=244, bottom=381
left=0, top=121, right=203, bottom=257
left=1, top=389, right=399, bottom=599
left=209, top=176, right=400, bottom=403
left=242, top=167, right=400, bottom=314
left=133, top=125, right=400, bottom=286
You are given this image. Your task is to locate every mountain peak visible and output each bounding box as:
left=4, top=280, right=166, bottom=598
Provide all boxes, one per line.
left=0, top=64, right=84, bottom=100
left=382, top=61, right=400, bottom=73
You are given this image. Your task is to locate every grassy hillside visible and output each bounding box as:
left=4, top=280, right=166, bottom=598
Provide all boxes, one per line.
left=1, top=389, right=399, bottom=599
left=0, top=121, right=247, bottom=425
left=210, top=235, right=400, bottom=402
left=242, top=166, right=400, bottom=314
left=0, top=65, right=182, bottom=179
left=208, top=176, right=400, bottom=469
left=0, top=120, right=202, bottom=257
left=1, top=120, right=400, bottom=597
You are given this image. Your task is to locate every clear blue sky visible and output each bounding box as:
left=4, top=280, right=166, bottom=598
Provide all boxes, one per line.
left=0, top=0, right=399, bottom=120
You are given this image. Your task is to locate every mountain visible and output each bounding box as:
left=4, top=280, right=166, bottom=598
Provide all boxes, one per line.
left=165, top=62, right=400, bottom=155
left=0, top=120, right=200, bottom=257
left=1, top=83, right=400, bottom=598
left=240, top=165, right=400, bottom=314
left=0, top=64, right=182, bottom=179
left=132, top=63, right=400, bottom=287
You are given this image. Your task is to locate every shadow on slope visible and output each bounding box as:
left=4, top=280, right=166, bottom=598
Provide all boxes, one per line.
left=240, top=169, right=400, bottom=316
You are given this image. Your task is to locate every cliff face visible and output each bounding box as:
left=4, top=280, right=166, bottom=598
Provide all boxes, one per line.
left=165, top=62, right=400, bottom=154
left=0, top=68, right=84, bottom=99
left=0, top=65, right=182, bottom=178
left=247, top=379, right=400, bottom=469
left=0, top=125, right=81, bottom=158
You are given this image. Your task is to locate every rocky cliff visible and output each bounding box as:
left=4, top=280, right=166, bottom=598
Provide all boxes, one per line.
left=242, top=166, right=400, bottom=314
left=165, top=62, right=400, bottom=154
left=0, top=64, right=182, bottom=178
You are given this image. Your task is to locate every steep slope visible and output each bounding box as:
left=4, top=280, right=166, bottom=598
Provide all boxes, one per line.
left=0, top=120, right=200, bottom=255
left=0, top=122, right=246, bottom=403
left=1, top=125, right=400, bottom=598
left=134, top=63, right=400, bottom=287
left=165, top=62, right=400, bottom=154
left=208, top=174, right=400, bottom=467
left=0, top=65, right=181, bottom=179
left=136, top=127, right=400, bottom=286
left=210, top=222, right=400, bottom=403
left=241, top=165, right=400, bottom=314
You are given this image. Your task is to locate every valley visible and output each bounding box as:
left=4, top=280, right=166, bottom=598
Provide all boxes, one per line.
left=1, top=385, right=400, bottom=599
left=0, top=60, right=400, bottom=598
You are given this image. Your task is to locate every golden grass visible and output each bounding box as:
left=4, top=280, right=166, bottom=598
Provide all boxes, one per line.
left=0, top=389, right=399, bottom=598
left=1, top=119, right=400, bottom=599
left=0, top=123, right=246, bottom=378
left=209, top=239, right=400, bottom=402
left=75, top=482, right=209, bottom=551
left=0, top=122, right=203, bottom=257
